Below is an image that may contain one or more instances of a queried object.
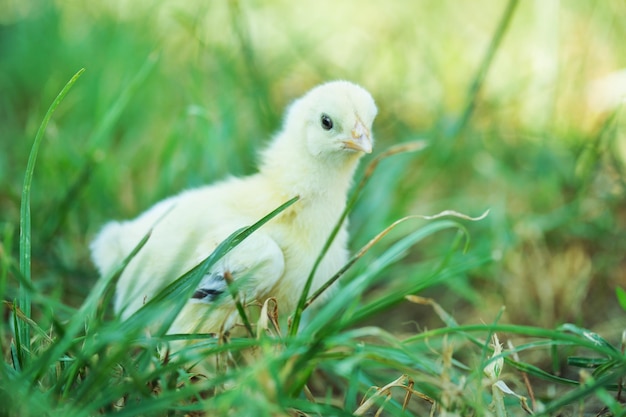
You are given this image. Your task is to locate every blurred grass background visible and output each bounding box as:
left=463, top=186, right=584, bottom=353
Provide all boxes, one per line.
left=1, top=0, right=625, bottom=371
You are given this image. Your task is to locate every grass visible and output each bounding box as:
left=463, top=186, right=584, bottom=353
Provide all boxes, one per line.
left=1, top=0, right=626, bottom=415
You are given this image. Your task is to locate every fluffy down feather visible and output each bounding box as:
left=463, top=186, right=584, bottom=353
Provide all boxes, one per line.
left=90, top=80, right=377, bottom=335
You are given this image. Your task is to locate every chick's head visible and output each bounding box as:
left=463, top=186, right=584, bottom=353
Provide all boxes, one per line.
left=287, top=80, right=377, bottom=161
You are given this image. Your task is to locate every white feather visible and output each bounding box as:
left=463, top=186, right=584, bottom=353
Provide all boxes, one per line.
left=90, top=80, right=378, bottom=335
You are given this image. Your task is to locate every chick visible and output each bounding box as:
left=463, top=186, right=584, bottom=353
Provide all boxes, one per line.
left=90, top=80, right=377, bottom=336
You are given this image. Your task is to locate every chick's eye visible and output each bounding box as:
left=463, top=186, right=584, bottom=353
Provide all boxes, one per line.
left=320, top=114, right=333, bottom=131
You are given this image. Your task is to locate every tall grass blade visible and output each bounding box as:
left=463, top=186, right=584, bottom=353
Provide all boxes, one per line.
left=535, top=370, right=624, bottom=416
left=453, top=0, right=519, bottom=137
left=616, top=287, right=626, bottom=312
left=11, top=301, right=22, bottom=371
left=43, top=54, right=158, bottom=242
left=343, top=232, right=482, bottom=329
left=125, top=196, right=299, bottom=336
left=305, top=210, right=487, bottom=310
left=559, top=323, right=622, bottom=354
left=405, top=324, right=626, bottom=356
left=228, top=0, right=273, bottom=130
left=17, top=68, right=85, bottom=368
left=22, top=223, right=149, bottom=382
left=290, top=142, right=427, bottom=336
left=285, top=220, right=476, bottom=395
left=0, top=226, right=14, bottom=346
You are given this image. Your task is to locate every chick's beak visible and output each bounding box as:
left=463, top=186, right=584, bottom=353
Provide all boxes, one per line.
left=343, top=119, right=372, bottom=154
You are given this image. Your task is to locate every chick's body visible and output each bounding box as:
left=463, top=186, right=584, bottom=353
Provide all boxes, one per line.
left=90, top=80, right=377, bottom=335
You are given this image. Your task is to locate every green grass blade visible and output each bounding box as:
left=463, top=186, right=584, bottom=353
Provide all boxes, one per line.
left=616, top=287, right=626, bottom=312
left=43, top=54, right=158, bottom=242
left=405, top=323, right=626, bottom=358
left=340, top=223, right=477, bottom=329
left=0, top=226, right=15, bottom=348
left=535, top=369, right=624, bottom=416
left=11, top=301, right=22, bottom=371
left=289, top=142, right=427, bottom=336
left=21, top=224, right=150, bottom=382
left=125, top=196, right=299, bottom=336
left=452, top=0, right=519, bottom=138
left=559, top=323, right=622, bottom=354
left=507, top=359, right=578, bottom=386
left=17, top=68, right=85, bottom=368
left=284, top=221, right=474, bottom=395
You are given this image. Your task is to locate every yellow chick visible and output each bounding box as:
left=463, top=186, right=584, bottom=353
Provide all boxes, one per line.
left=90, top=80, right=377, bottom=336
